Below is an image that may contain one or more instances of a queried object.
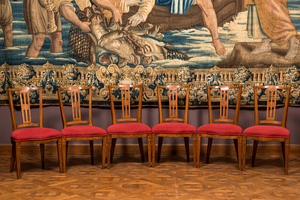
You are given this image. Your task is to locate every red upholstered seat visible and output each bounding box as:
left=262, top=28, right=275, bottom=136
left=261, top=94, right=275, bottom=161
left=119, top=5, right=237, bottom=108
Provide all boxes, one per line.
left=107, top=123, right=151, bottom=135
left=197, top=124, right=242, bottom=136
left=152, top=123, right=196, bottom=134
left=243, top=125, right=290, bottom=138
left=61, top=125, right=107, bottom=137
left=11, top=128, right=61, bottom=142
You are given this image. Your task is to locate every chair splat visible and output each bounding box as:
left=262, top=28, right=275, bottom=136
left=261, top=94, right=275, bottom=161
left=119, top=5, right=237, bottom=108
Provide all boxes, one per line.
left=220, top=87, right=229, bottom=120
left=266, top=86, right=277, bottom=122
left=168, top=85, right=178, bottom=119
left=121, top=86, right=131, bottom=119
left=20, top=90, right=32, bottom=125
left=70, top=90, right=81, bottom=122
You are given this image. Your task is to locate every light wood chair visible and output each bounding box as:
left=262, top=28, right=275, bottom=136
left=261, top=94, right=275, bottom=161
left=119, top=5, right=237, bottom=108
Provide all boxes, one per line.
left=8, top=87, right=62, bottom=179
left=197, top=85, right=243, bottom=169
left=242, top=85, right=291, bottom=174
left=58, top=86, right=107, bottom=172
left=107, top=84, right=152, bottom=167
left=152, top=85, right=196, bottom=167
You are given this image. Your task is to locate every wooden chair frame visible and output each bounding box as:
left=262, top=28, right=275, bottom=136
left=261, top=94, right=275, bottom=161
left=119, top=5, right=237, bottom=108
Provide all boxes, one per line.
left=152, top=85, right=196, bottom=167
left=8, top=87, right=62, bottom=179
left=107, top=84, right=151, bottom=167
left=58, top=86, right=106, bottom=172
left=197, top=85, right=242, bottom=169
left=242, top=85, right=291, bottom=174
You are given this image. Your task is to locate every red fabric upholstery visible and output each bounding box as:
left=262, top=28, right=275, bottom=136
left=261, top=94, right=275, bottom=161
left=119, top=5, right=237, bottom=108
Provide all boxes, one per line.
left=11, top=128, right=61, bottom=142
left=197, top=123, right=242, bottom=136
left=152, top=123, right=196, bottom=134
left=61, top=125, right=107, bottom=137
left=243, top=125, right=290, bottom=138
left=107, top=123, right=151, bottom=135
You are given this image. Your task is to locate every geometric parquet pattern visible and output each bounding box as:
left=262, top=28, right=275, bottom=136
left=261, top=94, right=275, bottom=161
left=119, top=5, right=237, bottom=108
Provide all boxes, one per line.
left=1, top=154, right=300, bottom=200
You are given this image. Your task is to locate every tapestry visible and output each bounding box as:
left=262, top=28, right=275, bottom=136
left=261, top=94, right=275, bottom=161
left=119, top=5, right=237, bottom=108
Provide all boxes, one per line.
left=0, top=0, right=299, bottom=106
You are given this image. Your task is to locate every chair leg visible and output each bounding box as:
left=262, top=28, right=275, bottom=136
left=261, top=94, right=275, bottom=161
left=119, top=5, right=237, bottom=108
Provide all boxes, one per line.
left=238, top=137, right=242, bottom=170
left=138, top=138, right=145, bottom=162
left=62, top=138, right=67, bottom=173
left=10, top=142, right=16, bottom=172
left=197, top=134, right=201, bottom=168
left=107, top=135, right=112, bottom=168
left=110, top=138, right=117, bottom=163
left=281, top=142, right=285, bottom=162
left=40, top=143, right=45, bottom=169
left=57, top=138, right=63, bottom=173
left=90, top=140, right=94, bottom=165
left=192, top=134, right=197, bottom=167
left=152, top=134, right=156, bottom=167
left=206, top=138, right=213, bottom=164
left=16, top=143, right=21, bottom=179
left=66, top=141, right=69, bottom=164
left=242, top=136, right=247, bottom=171
left=184, top=137, right=190, bottom=162
left=102, top=138, right=106, bottom=169
left=284, top=139, right=289, bottom=175
left=147, top=135, right=151, bottom=167
left=233, top=139, right=239, bottom=160
left=252, top=140, right=259, bottom=167
left=157, top=137, right=163, bottom=162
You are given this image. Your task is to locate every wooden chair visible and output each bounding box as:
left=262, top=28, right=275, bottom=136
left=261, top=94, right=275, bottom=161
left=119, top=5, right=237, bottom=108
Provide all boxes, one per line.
left=8, top=87, right=62, bottom=179
left=197, top=85, right=243, bottom=169
left=58, top=86, right=107, bottom=172
left=242, top=85, right=291, bottom=174
left=107, top=84, right=151, bottom=167
left=152, top=85, right=196, bottom=167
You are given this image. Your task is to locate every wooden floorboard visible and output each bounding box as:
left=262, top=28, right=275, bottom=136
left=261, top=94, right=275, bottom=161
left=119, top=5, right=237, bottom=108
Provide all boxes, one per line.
left=1, top=154, right=300, bottom=199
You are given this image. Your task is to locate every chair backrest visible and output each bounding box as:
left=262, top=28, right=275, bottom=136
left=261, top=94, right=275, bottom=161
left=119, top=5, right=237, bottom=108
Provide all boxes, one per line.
left=157, top=85, right=190, bottom=124
left=109, top=84, right=143, bottom=124
left=253, top=85, right=290, bottom=127
left=8, top=87, right=43, bottom=131
left=58, top=86, right=92, bottom=128
left=207, top=85, right=242, bottom=125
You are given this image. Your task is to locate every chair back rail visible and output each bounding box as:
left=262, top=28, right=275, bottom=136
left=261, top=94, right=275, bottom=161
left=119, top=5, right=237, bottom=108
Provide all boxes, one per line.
left=157, top=85, right=189, bottom=124
left=58, top=86, right=92, bottom=128
left=109, top=84, right=143, bottom=124
left=207, top=85, right=242, bottom=125
left=254, top=85, right=291, bottom=127
left=8, top=87, right=42, bottom=131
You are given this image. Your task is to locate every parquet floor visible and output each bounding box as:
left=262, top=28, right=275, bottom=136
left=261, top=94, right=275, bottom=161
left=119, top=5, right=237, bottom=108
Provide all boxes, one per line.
left=1, top=154, right=300, bottom=200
